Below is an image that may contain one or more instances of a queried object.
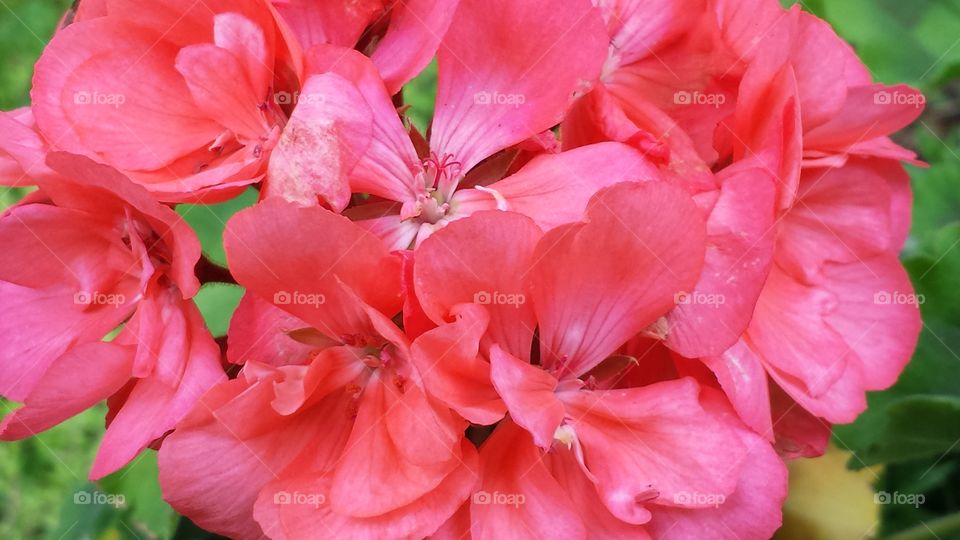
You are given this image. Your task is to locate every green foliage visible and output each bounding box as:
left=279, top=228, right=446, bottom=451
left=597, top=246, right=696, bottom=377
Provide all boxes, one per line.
left=781, top=0, right=960, bottom=87
left=403, top=59, right=438, bottom=133
left=0, top=401, right=104, bottom=539
left=176, top=189, right=259, bottom=268
left=46, top=452, right=178, bottom=540
left=1, top=1, right=959, bottom=539
left=0, top=186, right=34, bottom=210
left=0, top=0, right=71, bottom=109
left=194, top=283, right=245, bottom=338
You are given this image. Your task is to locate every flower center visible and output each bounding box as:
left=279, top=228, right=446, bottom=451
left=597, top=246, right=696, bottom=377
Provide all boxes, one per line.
left=401, top=153, right=464, bottom=225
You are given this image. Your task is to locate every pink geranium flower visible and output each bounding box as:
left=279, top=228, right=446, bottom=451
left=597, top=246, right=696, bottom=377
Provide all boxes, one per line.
left=159, top=199, right=483, bottom=539
left=0, top=153, right=224, bottom=478
left=703, top=159, right=921, bottom=456
left=0, top=107, right=51, bottom=186
left=557, top=0, right=923, bottom=453
left=271, top=0, right=458, bottom=95
left=267, top=0, right=632, bottom=249
left=31, top=0, right=303, bottom=202
left=413, top=182, right=787, bottom=535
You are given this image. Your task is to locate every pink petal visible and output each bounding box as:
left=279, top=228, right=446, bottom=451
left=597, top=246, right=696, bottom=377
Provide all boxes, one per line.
left=224, top=198, right=402, bottom=341
left=769, top=382, right=831, bottom=458
left=599, top=0, right=707, bottom=66
left=431, top=0, right=607, bottom=171
left=488, top=346, right=565, bottom=449
left=410, top=304, right=505, bottom=425
left=345, top=201, right=419, bottom=252
left=43, top=153, right=203, bottom=296
left=645, top=389, right=787, bottom=539
left=790, top=13, right=850, bottom=131
left=175, top=41, right=268, bottom=141
left=306, top=46, right=421, bottom=203
left=776, top=161, right=894, bottom=280
left=272, top=0, right=384, bottom=49
left=819, top=257, right=920, bottom=392
left=32, top=18, right=222, bottom=170
left=264, top=73, right=374, bottom=211
left=878, top=159, right=913, bottom=253
left=227, top=292, right=318, bottom=367
left=747, top=266, right=851, bottom=403
left=414, top=211, right=541, bottom=361
left=592, top=83, right=717, bottom=194
left=0, top=206, right=137, bottom=400
left=563, top=378, right=746, bottom=524
left=531, top=182, right=706, bottom=375
left=330, top=372, right=467, bottom=517
left=371, top=0, right=460, bottom=94
left=805, top=84, right=925, bottom=152
left=471, top=421, right=586, bottom=540
left=545, top=447, right=652, bottom=539
left=92, top=296, right=225, bottom=479
left=212, top=12, right=274, bottom=93
left=398, top=250, right=435, bottom=340
left=666, top=164, right=777, bottom=357
left=0, top=342, right=133, bottom=439
left=456, top=142, right=663, bottom=231
left=731, top=52, right=802, bottom=210
left=159, top=373, right=342, bottom=539
left=714, top=0, right=796, bottom=65
left=105, top=0, right=280, bottom=48
left=253, top=440, right=479, bottom=540
left=701, top=338, right=774, bottom=441
left=0, top=108, right=50, bottom=185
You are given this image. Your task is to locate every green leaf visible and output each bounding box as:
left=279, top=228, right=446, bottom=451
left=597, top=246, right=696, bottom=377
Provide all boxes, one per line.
left=0, top=403, right=104, bottom=539
left=846, top=396, right=960, bottom=466
left=176, top=188, right=258, bottom=268
left=818, top=0, right=934, bottom=87
left=0, top=0, right=72, bottom=109
left=908, top=130, right=960, bottom=242
left=403, top=59, right=437, bottom=133
left=97, top=452, right=178, bottom=540
left=906, top=224, right=960, bottom=325
left=193, top=283, right=245, bottom=338
left=0, top=186, right=35, bottom=211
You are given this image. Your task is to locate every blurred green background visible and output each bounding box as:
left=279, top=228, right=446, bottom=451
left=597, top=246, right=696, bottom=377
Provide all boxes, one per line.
left=1, top=0, right=959, bottom=538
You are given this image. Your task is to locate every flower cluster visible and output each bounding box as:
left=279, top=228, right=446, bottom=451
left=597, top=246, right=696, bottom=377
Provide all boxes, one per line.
left=0, top=0, right=924, bottom=538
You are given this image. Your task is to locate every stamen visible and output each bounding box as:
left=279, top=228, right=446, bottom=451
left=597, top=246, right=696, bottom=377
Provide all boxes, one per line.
left=421, top=153, right=464, bottom=202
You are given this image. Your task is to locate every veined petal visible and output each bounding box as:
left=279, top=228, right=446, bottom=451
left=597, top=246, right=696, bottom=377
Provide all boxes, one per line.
left=224, top=198, right=402, bottom=341
left=531, top=182, right=706, bottom=375
left=459, top=142, right=663, bottom=231
left=432, top=0, right=607, bottom=171
left=414, top=211, right=541, bottom=361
